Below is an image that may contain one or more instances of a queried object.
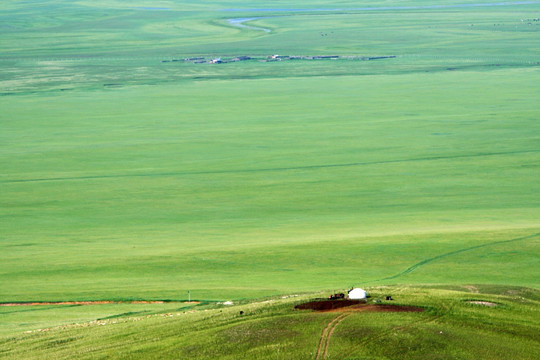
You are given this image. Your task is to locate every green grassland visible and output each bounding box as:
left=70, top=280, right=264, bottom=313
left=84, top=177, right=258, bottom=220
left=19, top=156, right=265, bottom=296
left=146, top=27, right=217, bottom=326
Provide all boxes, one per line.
left=2, top=66, right=539, bottom=301
left=1, top=286, right=539, bottom=359
left=1, top=0, right=539, bottom=358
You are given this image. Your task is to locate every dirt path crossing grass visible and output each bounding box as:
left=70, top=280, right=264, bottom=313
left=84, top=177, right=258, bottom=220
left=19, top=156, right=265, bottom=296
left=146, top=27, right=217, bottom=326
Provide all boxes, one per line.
left=315, top=313, right=351, bottom=360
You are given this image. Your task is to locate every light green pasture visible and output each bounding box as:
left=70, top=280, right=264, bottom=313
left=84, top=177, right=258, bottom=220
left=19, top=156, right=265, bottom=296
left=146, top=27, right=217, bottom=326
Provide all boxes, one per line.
left=0, top=0, right=539, bottom=349
left=2, top=70, right=538, bottom=303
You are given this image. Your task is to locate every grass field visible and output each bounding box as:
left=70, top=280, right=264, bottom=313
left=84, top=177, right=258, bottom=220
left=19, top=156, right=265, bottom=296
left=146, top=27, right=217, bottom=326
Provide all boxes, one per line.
left=1, top=286, right=539, bottom=359
left=1, top=0, right=539, bottom=358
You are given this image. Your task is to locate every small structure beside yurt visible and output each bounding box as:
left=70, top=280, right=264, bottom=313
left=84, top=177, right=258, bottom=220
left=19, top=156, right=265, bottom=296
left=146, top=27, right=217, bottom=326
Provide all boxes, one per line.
left=348, top=288, right=367, bottom=300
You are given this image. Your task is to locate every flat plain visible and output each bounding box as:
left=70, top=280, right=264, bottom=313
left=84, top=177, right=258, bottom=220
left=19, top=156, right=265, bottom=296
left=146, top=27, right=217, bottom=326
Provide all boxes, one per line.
left=1, top=1, right=539, bottom=358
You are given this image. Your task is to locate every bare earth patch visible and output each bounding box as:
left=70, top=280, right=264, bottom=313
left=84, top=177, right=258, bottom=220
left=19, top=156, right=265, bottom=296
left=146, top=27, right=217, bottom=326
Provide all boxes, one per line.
left=467, top=301, right=498, bottom=307
left=295, top=300, right=424, bottom=313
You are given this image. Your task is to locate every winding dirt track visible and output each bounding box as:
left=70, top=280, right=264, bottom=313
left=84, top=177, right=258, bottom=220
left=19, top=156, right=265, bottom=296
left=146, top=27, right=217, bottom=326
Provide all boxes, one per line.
left=315, top=313, right=350, bottom=360
left=303, top=301, right=426, bottom=359
left=308, top=300, right=424, bottom=360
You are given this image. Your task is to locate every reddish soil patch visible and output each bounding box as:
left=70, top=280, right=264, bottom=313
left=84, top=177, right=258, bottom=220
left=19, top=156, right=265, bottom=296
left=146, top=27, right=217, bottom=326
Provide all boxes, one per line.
left=295, top=299, right=365, bottom=311
left=0, top=300, right=199, bottom=307
left=295, top=300, right=424, bottom=313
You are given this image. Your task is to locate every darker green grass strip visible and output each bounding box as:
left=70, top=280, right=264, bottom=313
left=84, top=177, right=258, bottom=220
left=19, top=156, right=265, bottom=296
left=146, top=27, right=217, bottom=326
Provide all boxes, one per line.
left=3, top=149, right=538, bottom=184
left=369, top=232, right=540, bottom=283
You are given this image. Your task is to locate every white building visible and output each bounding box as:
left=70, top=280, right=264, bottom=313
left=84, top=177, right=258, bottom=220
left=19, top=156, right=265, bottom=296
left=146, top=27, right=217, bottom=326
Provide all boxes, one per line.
left=348, top=288, right=367, bottom=299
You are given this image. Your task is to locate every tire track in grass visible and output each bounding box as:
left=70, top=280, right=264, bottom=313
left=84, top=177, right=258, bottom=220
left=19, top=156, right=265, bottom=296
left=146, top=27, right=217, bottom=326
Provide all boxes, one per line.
left=316, top=308, right=440, bottom=359
left=318, top=301, right=451, bottom=358
left=315, top=313, right=350, bottom=360
left=369, top=232, right=540, bottom=283
left=2, top=149, right=537, bottom=184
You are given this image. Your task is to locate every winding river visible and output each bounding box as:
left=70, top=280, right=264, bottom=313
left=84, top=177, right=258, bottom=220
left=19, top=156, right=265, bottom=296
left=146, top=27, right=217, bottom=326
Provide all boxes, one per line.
left=227, top=17, right=271, bottom=33
left=225, top=1, right=540, bottom=32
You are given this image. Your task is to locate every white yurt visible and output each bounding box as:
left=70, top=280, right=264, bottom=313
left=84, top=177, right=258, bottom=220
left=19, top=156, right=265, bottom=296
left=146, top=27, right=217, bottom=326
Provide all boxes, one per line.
left=348, top=288, right=367, bottom=299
